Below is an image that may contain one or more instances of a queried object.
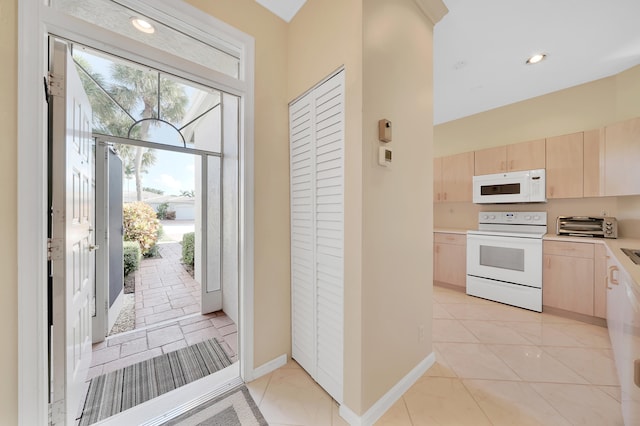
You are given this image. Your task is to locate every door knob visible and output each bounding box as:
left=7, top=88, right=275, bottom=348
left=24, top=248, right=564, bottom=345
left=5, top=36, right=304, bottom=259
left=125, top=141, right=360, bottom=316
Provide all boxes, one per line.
left=89, top=244, right=100, bottom=251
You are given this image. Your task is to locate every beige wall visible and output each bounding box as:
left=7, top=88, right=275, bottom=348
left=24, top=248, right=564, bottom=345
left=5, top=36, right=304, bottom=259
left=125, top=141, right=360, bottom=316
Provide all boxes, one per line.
left=434, top=65, right=640, bottom=238
left=289, top=0, right=439, bottom=414
left=288, top=0, right=365, bottom=412
left=361, top=0, right=435, bottom=411
left=185, top=0, right=291, bottom=369
left=0, top=0, right=18, bottom=423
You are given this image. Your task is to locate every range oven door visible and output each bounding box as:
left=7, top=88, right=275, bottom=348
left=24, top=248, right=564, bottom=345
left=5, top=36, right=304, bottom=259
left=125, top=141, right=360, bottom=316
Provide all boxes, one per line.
left=466, top=232, right=542, bottom=288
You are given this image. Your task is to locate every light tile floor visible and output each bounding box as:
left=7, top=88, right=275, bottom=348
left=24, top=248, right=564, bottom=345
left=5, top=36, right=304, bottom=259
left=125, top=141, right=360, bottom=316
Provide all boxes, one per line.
left=247, top=284, right=624, bottom=425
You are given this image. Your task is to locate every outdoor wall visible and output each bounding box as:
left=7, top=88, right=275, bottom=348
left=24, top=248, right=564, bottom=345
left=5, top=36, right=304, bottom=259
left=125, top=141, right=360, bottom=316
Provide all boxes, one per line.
left=361, top=0, right=436, bottom=411
left=0, top=0, right=18, bottom=423
left=185, top=0, right=291, bottom=369
left=287, top=0, right=365, bottom=413
left=434, top=64, right=640, bottom=238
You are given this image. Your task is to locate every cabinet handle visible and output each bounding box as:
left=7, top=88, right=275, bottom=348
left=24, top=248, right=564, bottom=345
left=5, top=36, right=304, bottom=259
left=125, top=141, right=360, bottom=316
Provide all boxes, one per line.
left=509, top=160, right=514, bottom=170
left=549, top=186, right=554, bottom=197
left=500, top=161, right=505, bottom=171
left=546, top=257, right=551, bottom=268
left=437, top=193, right=440, bottom=201
left=444, top=192, right=447, bottom=201
left=609, top=265, right=619, bottom=285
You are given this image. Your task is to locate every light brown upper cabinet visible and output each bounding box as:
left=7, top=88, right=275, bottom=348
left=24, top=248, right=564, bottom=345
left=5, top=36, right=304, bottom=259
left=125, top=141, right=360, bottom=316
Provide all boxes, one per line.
left=474, top=139, right=545, bottom=175
left=433, top=157, right=443, bottom=202
left=583, top=128, right=604, bottom=197
left=434, top=152, right=474, bottom=202
left=546, top=132, right=584, bottom=199
left=604, top=117, right=640, bottom=196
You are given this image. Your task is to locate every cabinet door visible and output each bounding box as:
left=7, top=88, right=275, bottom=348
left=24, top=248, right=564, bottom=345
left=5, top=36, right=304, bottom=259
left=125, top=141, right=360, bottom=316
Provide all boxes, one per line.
left=605, top=117, right=640, bottom=196
left=507, top=138, right=545, bottom=172
left=434, top=157, right=443, bottom=203
left=546, top=132, right=583, bottom=198
left=442, top=152, right=474, bottom=202
left=434, top=234, right=466, bottom=288
left=594, top=244, right=607, bottom=318
left=583, top=128, right=604, bottom=197
left=543, top=241, right=594, bottom=316
left=474, top=145, right=506, bottom=175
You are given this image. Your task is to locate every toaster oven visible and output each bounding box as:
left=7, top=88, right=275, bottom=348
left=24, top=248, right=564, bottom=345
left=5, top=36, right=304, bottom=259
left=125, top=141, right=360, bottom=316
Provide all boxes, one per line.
left=556, top=216, right=618, bottom=238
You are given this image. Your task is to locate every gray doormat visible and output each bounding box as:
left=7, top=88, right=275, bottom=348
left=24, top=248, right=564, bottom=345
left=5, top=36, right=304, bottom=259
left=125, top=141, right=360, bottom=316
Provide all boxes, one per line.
left=161, top=386, right=268, bottom=426
left=80, top=338, right=232, bottom=425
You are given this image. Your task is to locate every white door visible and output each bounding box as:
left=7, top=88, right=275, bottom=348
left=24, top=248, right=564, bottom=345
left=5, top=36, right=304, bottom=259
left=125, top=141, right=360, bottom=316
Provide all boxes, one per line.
left=290, top=70, right=344, bottom=403
left=50, top=40, right=95, bottom=425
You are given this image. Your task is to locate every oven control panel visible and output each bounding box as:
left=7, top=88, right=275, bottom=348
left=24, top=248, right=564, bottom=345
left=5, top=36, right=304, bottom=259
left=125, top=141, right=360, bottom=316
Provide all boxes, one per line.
left=479, top=211, right=547, bottom=226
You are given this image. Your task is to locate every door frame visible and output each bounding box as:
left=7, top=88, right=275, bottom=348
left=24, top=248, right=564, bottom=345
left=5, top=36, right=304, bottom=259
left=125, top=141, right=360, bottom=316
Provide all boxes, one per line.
left=17, top=1, right=255, bottom=424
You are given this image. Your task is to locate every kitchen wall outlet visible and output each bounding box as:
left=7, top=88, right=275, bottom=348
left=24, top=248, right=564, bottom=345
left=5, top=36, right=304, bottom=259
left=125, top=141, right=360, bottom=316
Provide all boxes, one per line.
left=418, top=325, right=425, bottom=342
left=601, top=209, right=608, bottom=216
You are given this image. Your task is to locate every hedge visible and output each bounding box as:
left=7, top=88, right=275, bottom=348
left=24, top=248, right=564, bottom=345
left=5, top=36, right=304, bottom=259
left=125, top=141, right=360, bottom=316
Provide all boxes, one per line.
left=123, top=241, right=141, bottom=276
left=182, top=232, right=195, bottom=266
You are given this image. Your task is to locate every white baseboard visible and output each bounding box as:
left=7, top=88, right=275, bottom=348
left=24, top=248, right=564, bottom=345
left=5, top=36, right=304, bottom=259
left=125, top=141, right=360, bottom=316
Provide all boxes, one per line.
left=251, top=353, right=288, bottom=380
left=339, top=352, right=436, bottom=426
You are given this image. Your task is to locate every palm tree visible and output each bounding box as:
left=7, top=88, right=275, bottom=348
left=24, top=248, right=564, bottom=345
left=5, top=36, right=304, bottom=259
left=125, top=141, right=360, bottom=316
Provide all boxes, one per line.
left=109, top=66, right=187, bottom=200
left=73, top=55, right=188, bottom=200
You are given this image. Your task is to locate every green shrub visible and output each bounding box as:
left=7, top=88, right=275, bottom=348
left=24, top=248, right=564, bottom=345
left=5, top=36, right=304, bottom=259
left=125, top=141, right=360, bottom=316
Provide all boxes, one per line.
left=143, top=224, right=164, bottom=258
left=123, top=202, right=160, bottom=256
left=182, top=232, right=195, bottom=266
left=156, top=202, right=170, bottom=219
left=123, top=241, right=141, bottom=276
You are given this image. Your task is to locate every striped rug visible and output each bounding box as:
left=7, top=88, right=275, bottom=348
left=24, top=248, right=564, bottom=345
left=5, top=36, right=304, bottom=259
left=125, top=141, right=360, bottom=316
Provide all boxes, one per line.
left=80, top=338, right=232, bottom=425
left=161, top=386, right=268, bottom=426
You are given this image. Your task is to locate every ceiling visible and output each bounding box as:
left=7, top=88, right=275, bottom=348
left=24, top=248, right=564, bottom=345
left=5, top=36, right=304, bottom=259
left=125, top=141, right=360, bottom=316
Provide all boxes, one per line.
left=260, top=0, right=640, bottom=125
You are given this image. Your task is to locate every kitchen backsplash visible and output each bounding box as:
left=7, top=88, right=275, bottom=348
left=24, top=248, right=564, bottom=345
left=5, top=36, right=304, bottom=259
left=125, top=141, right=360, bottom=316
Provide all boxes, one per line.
left=434, top=195, right=640, bottom=238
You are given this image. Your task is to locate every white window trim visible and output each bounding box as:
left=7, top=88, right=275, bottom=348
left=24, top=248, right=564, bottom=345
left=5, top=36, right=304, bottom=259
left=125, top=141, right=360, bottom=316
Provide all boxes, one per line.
left=17, top=1, right=255, bottom=424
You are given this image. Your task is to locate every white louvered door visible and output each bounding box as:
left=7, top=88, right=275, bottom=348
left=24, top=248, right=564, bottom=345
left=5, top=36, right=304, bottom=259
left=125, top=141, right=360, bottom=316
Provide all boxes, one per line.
left=290, top=70, right=344, bottom=403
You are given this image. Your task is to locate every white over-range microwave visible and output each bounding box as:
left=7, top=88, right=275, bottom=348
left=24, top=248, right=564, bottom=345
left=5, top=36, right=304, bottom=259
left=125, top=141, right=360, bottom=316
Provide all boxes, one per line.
left=473, top=169, right=546, bottom=204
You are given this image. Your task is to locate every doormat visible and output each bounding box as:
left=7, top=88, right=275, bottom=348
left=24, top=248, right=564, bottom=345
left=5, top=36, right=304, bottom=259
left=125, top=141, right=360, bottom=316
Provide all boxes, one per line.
left=161, top=386, right=268, bottom=426
left=79, top=338, right=232, bottom=425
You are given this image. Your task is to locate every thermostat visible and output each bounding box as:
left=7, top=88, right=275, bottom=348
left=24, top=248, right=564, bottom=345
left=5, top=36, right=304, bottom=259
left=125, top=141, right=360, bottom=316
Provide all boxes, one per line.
left=378, top=146, right=392, bottom=167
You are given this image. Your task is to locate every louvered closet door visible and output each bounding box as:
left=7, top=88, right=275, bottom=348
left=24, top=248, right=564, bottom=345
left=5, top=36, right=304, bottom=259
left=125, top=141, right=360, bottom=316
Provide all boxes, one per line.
left=290, top=70, right=344, bottom=404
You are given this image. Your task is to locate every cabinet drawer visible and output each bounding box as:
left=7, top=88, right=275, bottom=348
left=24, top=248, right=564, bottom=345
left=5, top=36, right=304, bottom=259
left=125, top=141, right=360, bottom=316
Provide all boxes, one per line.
left=434, top=233, right=466, bottom=245
left=543, top=240, right=594, bottom=258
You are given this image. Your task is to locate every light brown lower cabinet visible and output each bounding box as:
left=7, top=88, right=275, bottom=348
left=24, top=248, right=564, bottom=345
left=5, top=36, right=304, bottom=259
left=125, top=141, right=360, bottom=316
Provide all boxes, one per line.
left=593, top=244, right=608, bottom=318
left=434, top=232, right=466, bottom=288
left=543, top=240, right=608, bottom=318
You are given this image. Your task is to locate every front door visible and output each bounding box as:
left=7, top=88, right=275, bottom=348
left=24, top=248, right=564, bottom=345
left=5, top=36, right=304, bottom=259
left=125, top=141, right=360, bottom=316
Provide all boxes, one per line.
left=50, top=40, right=95, bottom=425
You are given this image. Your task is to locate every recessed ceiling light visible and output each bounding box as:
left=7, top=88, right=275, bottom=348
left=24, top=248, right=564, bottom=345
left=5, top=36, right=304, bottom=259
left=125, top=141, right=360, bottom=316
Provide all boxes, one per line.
left=526, top=53, right=547, bottom=65
left=130, top=17, right=155, bottom=34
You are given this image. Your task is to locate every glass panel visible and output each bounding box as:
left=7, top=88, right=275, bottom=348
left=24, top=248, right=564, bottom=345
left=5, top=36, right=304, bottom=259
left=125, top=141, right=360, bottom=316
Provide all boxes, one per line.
left=72, top=45, right=223, bottom=151
left=206, top=155, right=221, bottom=293
left=54, top=0, right=240, bottom=78
left=479, top=245, right=525, bottom=272
left=481, top=183, right=521, bottom=196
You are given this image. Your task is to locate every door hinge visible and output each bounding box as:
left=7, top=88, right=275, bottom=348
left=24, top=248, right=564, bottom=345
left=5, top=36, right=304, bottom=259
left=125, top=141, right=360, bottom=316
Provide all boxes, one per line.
left=47, top=238, right=63, bottom=262
left=47, top=72, right=64, bottom=98
left=48, top=399, right=64, bottom=425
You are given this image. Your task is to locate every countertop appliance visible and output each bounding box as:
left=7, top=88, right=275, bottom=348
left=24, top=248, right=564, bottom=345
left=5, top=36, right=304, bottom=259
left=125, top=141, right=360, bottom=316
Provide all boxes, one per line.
left=473, top=169, right=546, bottom=204
left=556, top=216, right=618, bottom=238
left=466, top=211, right=547, bottom=312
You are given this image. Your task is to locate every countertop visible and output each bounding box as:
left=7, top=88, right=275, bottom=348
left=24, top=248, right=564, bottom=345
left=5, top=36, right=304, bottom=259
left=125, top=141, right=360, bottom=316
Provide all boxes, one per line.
left=433, top=228, right=468, bottom=235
